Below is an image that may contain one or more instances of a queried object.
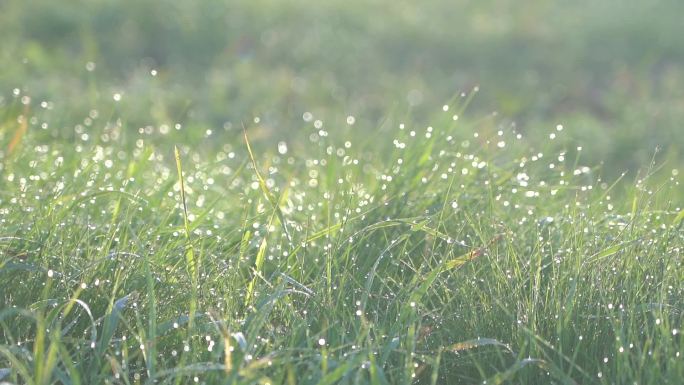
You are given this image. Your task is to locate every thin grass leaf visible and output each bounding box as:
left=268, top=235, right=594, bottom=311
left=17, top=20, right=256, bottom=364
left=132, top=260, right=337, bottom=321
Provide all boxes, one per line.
left=143, top=253, right=157, bottom=379
left=243, top=129, right=292, bottom=243
left=673, top=209, right=684, bottom=228
left=317, top=353, right=365, bottom=385
left=174, top=145, right=197, bottom=286
left=245, top=216, right=272, bottom=307
left=97, top=293, right=134, bottom=356
left=56, top=340, right=81, bottom=385
left=486, top=358, right=545, bottom=385
left=0, top=346, right=33, bottom=385
left=173, top=145, right=200, bottom=385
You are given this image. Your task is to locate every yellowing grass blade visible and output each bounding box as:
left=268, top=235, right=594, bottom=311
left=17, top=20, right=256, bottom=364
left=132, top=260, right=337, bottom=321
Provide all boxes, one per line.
left=7, top=105, right=29, bottom=157
left=447, top=338, right=511, bottom=353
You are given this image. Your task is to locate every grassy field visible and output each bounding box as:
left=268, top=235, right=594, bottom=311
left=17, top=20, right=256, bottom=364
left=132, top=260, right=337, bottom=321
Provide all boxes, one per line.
left=1, top=1, right=683, bottom=384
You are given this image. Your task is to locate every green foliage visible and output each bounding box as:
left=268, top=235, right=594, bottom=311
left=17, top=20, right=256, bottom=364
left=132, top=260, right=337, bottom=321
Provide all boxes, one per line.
left=0, top=1, right=683, bottom=384
left=1, top=0, right=684, bottom=172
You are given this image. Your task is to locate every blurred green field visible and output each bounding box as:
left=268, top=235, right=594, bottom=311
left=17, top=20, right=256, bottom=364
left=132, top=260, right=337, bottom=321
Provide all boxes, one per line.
left=0, top=1, right=683, bottom=384
left=2, top=0, right=684, bottom=172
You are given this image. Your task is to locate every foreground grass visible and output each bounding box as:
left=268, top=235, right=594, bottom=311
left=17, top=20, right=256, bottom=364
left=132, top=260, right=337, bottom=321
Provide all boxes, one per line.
left=0, top=92, right=683, bottom=384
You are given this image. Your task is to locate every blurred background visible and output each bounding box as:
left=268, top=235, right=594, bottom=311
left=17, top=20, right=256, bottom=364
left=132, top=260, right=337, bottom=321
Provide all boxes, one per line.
left=1, top=0, right=683, bottom=175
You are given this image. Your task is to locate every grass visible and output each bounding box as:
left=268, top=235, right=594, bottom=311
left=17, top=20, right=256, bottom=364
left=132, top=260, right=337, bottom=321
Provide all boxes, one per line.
left=0, top=90, right=682, bottom=384
left=0, top=1, right=683, bottom=384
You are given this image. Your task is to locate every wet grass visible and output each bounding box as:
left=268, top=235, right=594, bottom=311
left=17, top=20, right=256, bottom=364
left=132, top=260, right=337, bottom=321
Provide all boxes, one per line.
left=0, top=89, right=682, bottom=384
left=1, top=1, right=683, bottom=383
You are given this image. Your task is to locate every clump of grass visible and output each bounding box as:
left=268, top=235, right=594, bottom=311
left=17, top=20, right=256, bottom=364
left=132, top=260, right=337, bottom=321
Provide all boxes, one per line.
left=0, top=90, right=682, bottom=385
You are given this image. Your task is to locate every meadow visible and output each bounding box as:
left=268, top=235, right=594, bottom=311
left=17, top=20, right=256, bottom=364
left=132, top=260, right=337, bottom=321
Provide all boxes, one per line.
left=0, top=1, right=683, bottom=384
